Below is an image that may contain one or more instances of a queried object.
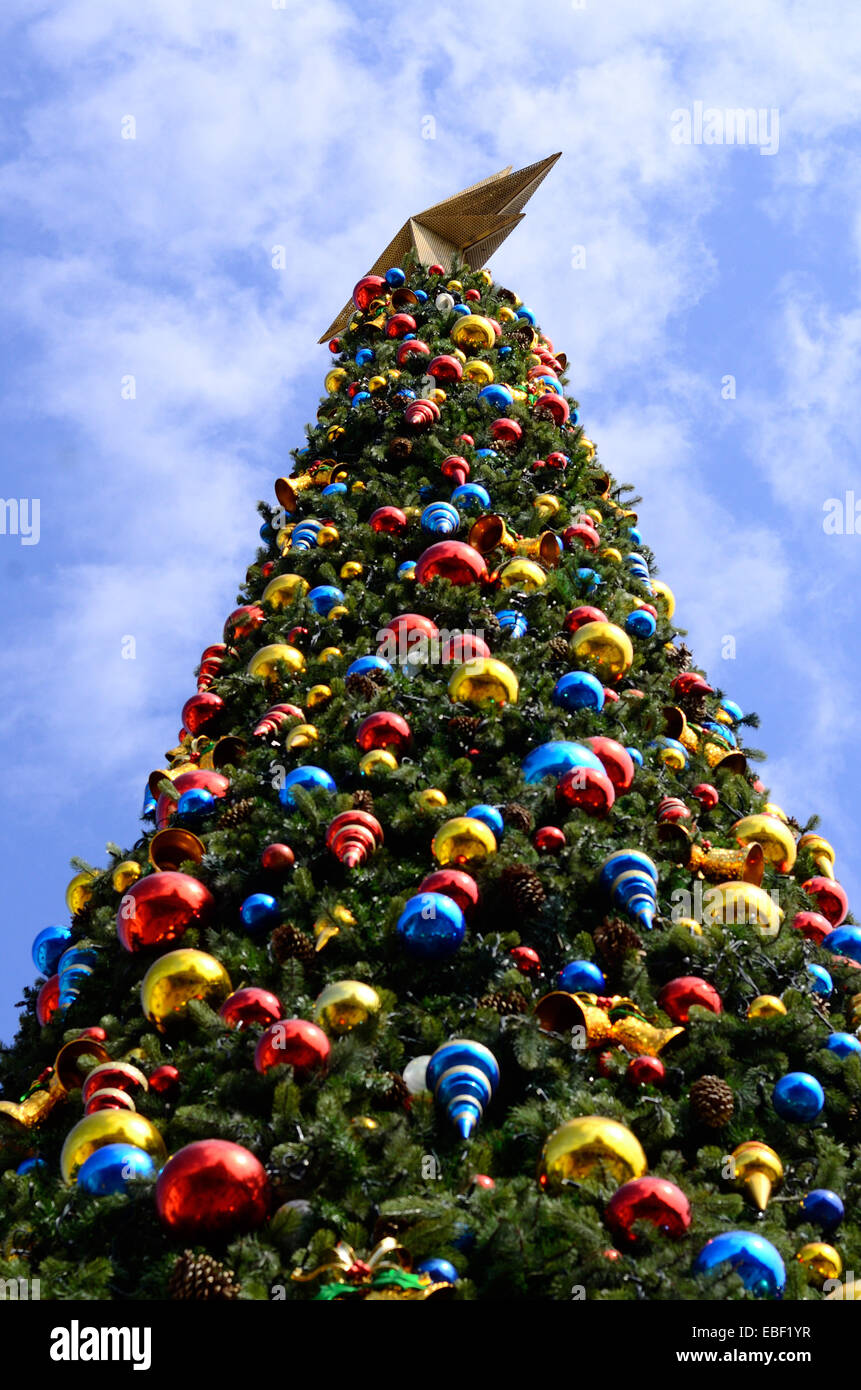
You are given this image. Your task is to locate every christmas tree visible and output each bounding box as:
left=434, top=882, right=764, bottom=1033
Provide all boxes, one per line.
left=1, top=154, right=858, bottom=1304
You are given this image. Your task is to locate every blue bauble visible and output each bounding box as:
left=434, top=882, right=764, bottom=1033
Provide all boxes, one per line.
left=16, top=1157, right=47, bottom=1175
left=702, top=721, right=737, bottom=747
left=800, top=1188, right=844, bottom=1232
left=558, top=959, right=605, bottom=992
left=351, top=391, right=371, bottom=409
left=321, top=482, right=348, bottom=496
left=824, top=1032, right=861, bottom=1058
left=346, top=655, right=392, bottom=679
left=77, top=1143, right=156, bottom=1195
left=278, top=766, right=336, bottom=807
left=452, top=303, right=471, bottom=317
left=772, top=1072, right=825, bottom=1122
left=496, top=609, right=528, bottom=637
left=823, top=926, right=861, bottom=963
left=426, top=1039, right=500, bottom=1094
left=694, top=1231, right=785, bottom=1298
left=720, top=698, right=744, bottom=722
left=650, top=736, right=688, bottom=768
left=626, top=746, right=644, bottom=767
left=414, top=290, right=427, bottom=303
left=355, top=347, right=375, bottom=366
left=259, top=521, right=274, bottom=543
left=427, top=1038, right=499, bottom=1138
left=240, top=892, right=280, bottom=933
left=385, top=267, right=406, bottom=286
left=577, top=568, right=601, bottom=592
left=32, top=925, right=72, bottom=975
left=450, top=483, right=490, bottom=510
left=626, top=609, right=656, bottom=638
left=398, top=560, right=416, bottom=580
left=142, top=782, right=157, bottom=819
left=416, top=1257, right=458, bottom=1284
left=421, top=502, right=459, bottom=535
left=807, top=964, right=833, bottom=996
left=176, top=787, right=216, bottom=823
left=498, top=344, right=512, bottom=356
left=478, top=384, right=513, bottom=412
left=475, top=448, right=497, bottom=460
left=552, top=670, right=605, bottom=713
left=515, top=307, right=536, bottom=325
left=57, top=946, right=98, bottom=1009
left=397, top=892, right=466, bottom=960
left=628, top=527, right=642, bottom=546
left=467, top=804, right=504, bottom=838
left=599, top=850, right=658, bottom=894
left=521, top=740, right=604, bottom=784
left=307, top=585, right=344, bottom=615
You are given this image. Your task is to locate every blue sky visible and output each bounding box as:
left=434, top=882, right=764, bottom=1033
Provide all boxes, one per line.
left=1, top=0, right=860, bottom=1045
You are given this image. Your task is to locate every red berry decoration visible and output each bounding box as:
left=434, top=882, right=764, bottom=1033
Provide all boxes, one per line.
left=254, top=1020, right=330, bottom=1077
left=181, top=692, right=225, bottom=736
left=802, top=876, right=848, bottom=926
left=418, top=869, right=479, bottom=916
left=627, top=1055, right=665, bottom=1087
left=605, top=1178, right=692, bottom=1245
left=658, top=976, right=722, bottom=1024
left=471, top=1174, right=495, bottom=1189
left=219, top=987, right=283, bottom=1030
left=148, top=1064, right=180, bottom=1098
left=36, top=974, right=61, bottom=1026
left=261, top=843, right=295, bottom=873
left=791, top=910, right=832, bottom=945
left=156, top=1140, right=270, bottom=1238
left=355, top=711, right=411, bottom=754
left=116, top=871, right=215, bottom=952
left=692, top=783, right=719, bottom=810
left=534, top=826, right=566, bottom=853
left=510, top=945, right=541, bottom=975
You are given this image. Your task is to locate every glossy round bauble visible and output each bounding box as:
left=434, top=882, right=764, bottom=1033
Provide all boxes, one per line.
left=510, top=945, right=541, bottom=974
left=558, top=960, right=604, bottom=992
left=415, top=541, right=487, bottom=586
left=538, top=1117, right=647, bottom=1189
left=563, top=605, right=608, bottom=633
left=181, top=692, right=225, bottom=736
left=692, top=783, right=719, bottom=809
left=279, top=766, right=337, bottom=806
left=605, top=1177, right=690, bottom=1243
left=552, top=670, right=605, bottom=712
left=803, top=876, right=848, bottom=926
left=313, top=980, right=381, bottom=1034
left=155, top=770, right=228, bottom=829
left=247, top=643, right=305, bottom=680
left=77, top=1143, right=156, bottom=1194
left=569, top=621, right=633, bottom=680
left=657, top=976, right=721, bottom=1024
left=61, top=1111, right=167, bottom=1185
left=141, top=949, right=232, bottom=1032
left=261, top=573, right=310, bottom=609
left=224, top=604, right=265, bottom=642
left=800, top=1189, right=844, bottom=1232
left=116, top=871, right=215, bottom=952
left=448, top=658, right=518, bottom=707
left=254, top=1019, right=330, bottom=1075
left=397, top=892, right=466, bottom=959
left=701, top=881, right=783, bottom=939
left=81, top=1063, right=148, bottom=1106
left=417, top=869, right=479, bottom=916
left=148, top=1064, right=180, bottom=1098
left=220, top=987, right=282, bottom=1030
left=356, top=711, right=411, bottom=753
left=32, top=925, right=72, bottom=976
left=112, top=861, right=142, bottom=893
left=261, top=843, right=295, bottom=873
left=431, top=817, right=497, bottom=865
left=555, top=765, right=616, bottom=817
left=522, top=740, right=604, bottom=784
left=36, top=974, right=61, bottom=1026
left=693, top=1231, right=785, bottom=1297
left=772, top=1072, right=825, bottom=1122
left=496, top=557, right=546, bottom=592
left=156, top=1140, right=270, bottom=1238
left=627, top=1056, right=666, bottom=1087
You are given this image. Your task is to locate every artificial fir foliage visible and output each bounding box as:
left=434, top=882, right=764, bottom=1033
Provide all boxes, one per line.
left=1, top=183, right=859, bottom=1304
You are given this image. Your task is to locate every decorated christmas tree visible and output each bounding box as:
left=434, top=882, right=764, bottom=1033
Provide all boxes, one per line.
left=2, top=154, right=858, bottom=1304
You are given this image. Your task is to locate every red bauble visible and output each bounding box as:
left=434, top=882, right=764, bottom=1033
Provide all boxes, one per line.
left=200, top=643, right=228, bottom=664
left=692, top=783, right=719, bottom=810
left=605, top=1177, right=691, bottom=1245
left=85, top=1088, right=135, bottom=1114
left=471, top=1173, right=495, bottom=1189
left=261, top=843, right=295, bottom=873
left=563, top=523, right=600, bottom=551
left=509, top=945, right=541, bottom=975
left=415, top=541, right=487, bottom=586
left=563, top=605, right=608, bottom=633
left=181, top=692, right=225, bottom=736
left=77, top=1026, right=107, bottom=1042
left=802, top=876, right=848, bottom=926
left=534, top=826, right=566, bottom=854
left=658, top=976, right=722, bottom=1024
left=455, top=434, right=474, bottom=448
left=670, top=673, right=714, bottom=698
left=428, top=355, right=464, bottom=383
left=116, top=870, right=215, bottom=952
left=464, top=289, right=481, bottom=302
left=627, top=1055, right=665, bottom=1087
left=584, top=736, right=636, bottom=793
left=254, top=1020, right=330, bottom=1076
left=286, top=626, right=309, bottom=647
left=546, top=451, right=569, bottom=470
left=148, top=1064, right=180, bottom=1098
left=377, top=613, right=439, bottom=659
left=224, top=604, right=265, bottom=643
left=603, top=688, right=620, bottom=703
left=155, top=769, right=229, bottom=829
left=82, top=1062, right=148, bottom=1105
left=156, top=1139, right=270, bottom=1238
left=429, top=263, right=445, bottom=276
left=418, top=869, right=479, bottom=916
left=441, top=455, right=470, bottom=484
left=355, top=711, right=411, bottom=753
left=440, top=632, right=491, bottom=664
left=555, top=765, right=616, bottom=816
left=490, top=418, right=522, bottom=445
left=36, top=974, right=61, bottom=1026
left=261, top=561, right=275, bottom=579
left=791, top=910, right=832, bottom=945
left=352, top=274, right=386, bottom=311
left=385, top=312, right=417, bottom=339
left=328, top=338, right=341, bottom=352
left=369, top=506, right=408, bottom=536
left=220, top=987, right=283, bottom=1030
left=656, top=797, right=691, bottom=823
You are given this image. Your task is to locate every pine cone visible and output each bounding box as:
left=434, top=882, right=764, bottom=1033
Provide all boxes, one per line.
left=547, top=635, right=570, bottom=662
left=667, top=643, right=693, bottom=672
left=168, top=1250, right=240, bottom=1301
left=448, top=714, right=481, bottom=748
left=477, top=988, right=529, bottom=1015
left=500, top=863, right=546, bottom=914
left=388, top=436, right=412, bottom=460
left=689, top=1075, right=734, bottom=1128
left=217, top=797, right=256, bottom=828
left=377, top=1071, right=410, bottom=1110
left=593, top=917, right=643, bottom=971
left=352, top=789, right=375, bottom=814
left=502, top=802, right=533, bottom=833
left=677, top=691, right=708, bottom=723
left=345, top=673, right=380, bottom=700
left=271, top=922, right=315, bottom=965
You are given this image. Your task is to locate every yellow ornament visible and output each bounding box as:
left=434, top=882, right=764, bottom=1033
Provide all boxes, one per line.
left=448, top=658, right=518, bottom=707
left=446, top=279, right=463, bottom=293
left=327, top=425, right=345, bottom=443
left=430, top=388, right=447, bottom=405
left=702, top=881, right=784, bottom=938
left=360, top=748, right=398, bottom=776
left=450, top=315, right=496, bottom=350
left=313, top=902, right=357, bottom=949
left=340, top=561, right=363, bottom=580
left=731, top=1141, right=783, bottom=1211
left=798, top=833, right=835, bottom=878
left=140, top=949, right=232, bottom=1032
left=328, top=605, right=349, bottom=620
left=732, top=814, right=797, bottom=873
left=601, top=547, right=622, bottom=564
left=324, top=367, right=348, bottom=394
left=351, top=1116, right=378, bottom=1131
left=747, top=995, right=787, bottom=1020
left=314, top=980, right=381, bottom=1035
left=798, top=1243, right=842, bottom=1286
left=479, top=269, right=493, bottom=286
left=452, top=349, right=467, bottom=364
left=569, top=621, right=634, bottom=681
left=497, top=557, right=547, bottom=592
left=538, top=1117, right=647, bottom=1190
left=533, top=494, right=561, bottom=520
left=416, top=788, right=448, bottom=810
left=247, top=644, right=305, bottom=679
left=261, top=573, right=309, bottom=609
left=66, top=869, right=97, bottom=915
left=317, top=525, right=340, bottom=547
left=497, top=305, right=516, bottom=322
left=651, top=580, right=676, bottom=619
left=306, top=684, right=333, bottom=709
left=431, top=817, right=497, bottom=865
left=285, top=723, right=318, bottom=750
left=368, top=375, right=387, bottom=393
left=319, top=647, right=342, bottom=662
left=276, top=526, right=294, bottom=552
left=351, top=481, right=366, bottom=493
left=675, top=917, right=703, bottom=936
left=112, top=860, right=141, bottom=893
left=462, top=359, right=494, bottom=384
left=585, top=509, right=602, bottom=525
left=763, top=802, right=788, bottom=821
left=61, top=1111, right=167, bottom=1185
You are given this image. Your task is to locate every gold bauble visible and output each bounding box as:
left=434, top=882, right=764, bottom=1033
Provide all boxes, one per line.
left=246, top=644, right=305, bottom=679
left=360, top=748, right=398, bottom=776
left=261, top=573, right=309, bottom=609
left=498, top=305, right=516, bottom=322
left=533, top=494, right=561, bottom=520
left=66, top=869, right=97, bottom=915
left=675, top=917, right=703, bottom=936
left=368, top=375, right=387, bottom=392
left=538, top=1117, right=647, bottom=1190
left=569, top=621, right=634, bottom=680
left=732, top=814, right=797, bottom=873
left=306, top=684, right=333, bottom=709
left=651, top=580, right=676, bottom=618
left=314, top=980, right=381, bottom=1034
left=328, top=605, right=349, bottom=620
left=798, top=833, right=835, bottom=878
left=702, top=881, right=784, bottom=938
left=446, top=279, right=463, bottom=292
left=112, top=860, right=142, bottom=893
left=319, top=647, right=342, bottom=662
left=798, top=1243, right=842, bottom=1286
left=763, top=802, right=788, bottom=821
left=462, top=359, right=494, bottom=384
left=448, top=658, right=518, bottom=707
left=601, top=547, right=622, bottom=564
left=747, top=995, right=787, bottom=1020
left=324, top=367, right=348, bottom=393
left=140, top=949, right=232, bottom=1032
left=585, top=508, right=602, bottom=525
left=431, top=817, right=497, bottom=865
left=61, top=1111, right=167, bottom=1185
left=327, top=425, right=345, bottom=443
left=430, top=389, right=447, bottom=404
left=450, top=315, right=496, bottom=349
left=317, top=525, right=340, bottom=547
left=340, top=561, right=364, bottom=580
left=416, top=788, right=448, bottom=810
left=497, top=557, right=547, bottom=592
left=285, top=723, right=318, bottom=750
left=731, top=1140, right=783, bottom=1211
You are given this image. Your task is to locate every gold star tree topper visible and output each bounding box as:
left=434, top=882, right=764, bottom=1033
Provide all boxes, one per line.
left=319, top=152, right=562, bottom=342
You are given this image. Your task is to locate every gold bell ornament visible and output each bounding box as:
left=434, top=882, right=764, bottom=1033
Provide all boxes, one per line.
left=0, top=1037, right=111, bottom=1130
left=534, top=992, right=685, bottom=1055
